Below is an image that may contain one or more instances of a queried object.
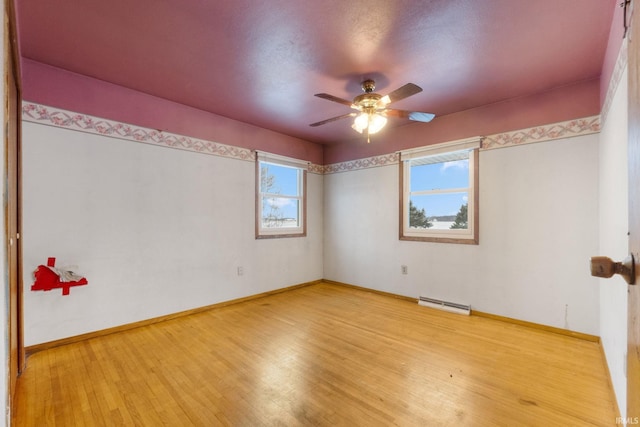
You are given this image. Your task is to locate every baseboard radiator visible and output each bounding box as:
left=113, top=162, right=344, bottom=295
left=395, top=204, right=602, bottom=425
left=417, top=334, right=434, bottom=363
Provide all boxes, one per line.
left=418, top=296, right=471, bottom=315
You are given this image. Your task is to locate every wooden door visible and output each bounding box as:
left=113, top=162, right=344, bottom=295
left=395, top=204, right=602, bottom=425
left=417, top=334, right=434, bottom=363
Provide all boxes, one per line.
left=628, top=0, right=640, bottom=419
left=5, top=0, right=23, bottom=402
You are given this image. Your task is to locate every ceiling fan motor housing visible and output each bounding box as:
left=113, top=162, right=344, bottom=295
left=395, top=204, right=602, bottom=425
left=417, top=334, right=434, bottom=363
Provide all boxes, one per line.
left=361, top=79, right=376, bottom=93
left=354, top=79, right=383, bottom=111
left=353, top=93, right=382, bottom=110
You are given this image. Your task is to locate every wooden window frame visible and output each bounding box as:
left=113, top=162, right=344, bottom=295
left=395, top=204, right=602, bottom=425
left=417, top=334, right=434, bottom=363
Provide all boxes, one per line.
left=399, top=138, right=481, bottom=245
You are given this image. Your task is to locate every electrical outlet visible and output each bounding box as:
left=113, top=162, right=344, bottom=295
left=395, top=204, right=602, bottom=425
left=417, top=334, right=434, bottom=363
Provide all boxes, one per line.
left=237, top=266, right=244, bottom=276
left=401, top=265, right=408, bottom=275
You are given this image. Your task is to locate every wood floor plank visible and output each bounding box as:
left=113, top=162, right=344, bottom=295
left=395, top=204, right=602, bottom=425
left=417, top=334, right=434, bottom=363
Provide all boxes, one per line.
left=13, top=282, right=617, bottom=426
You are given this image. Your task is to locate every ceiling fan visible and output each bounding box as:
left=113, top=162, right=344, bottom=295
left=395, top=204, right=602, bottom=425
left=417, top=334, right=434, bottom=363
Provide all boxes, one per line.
left=310, top=79, right=435, bottom=142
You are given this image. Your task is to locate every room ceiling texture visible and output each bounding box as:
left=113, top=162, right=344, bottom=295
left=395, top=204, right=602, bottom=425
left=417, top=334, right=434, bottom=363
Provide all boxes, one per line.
left=15, top=1, right=615, bottom=146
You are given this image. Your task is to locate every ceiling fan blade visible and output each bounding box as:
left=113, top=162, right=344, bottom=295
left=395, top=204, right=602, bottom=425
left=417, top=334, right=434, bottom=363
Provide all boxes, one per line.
left=379, top=83, right=423, bottom=106
left=383, top=109, right=435, bottom=123
left=309, top=112, right=357, bottom=127
left=314, top=93, right=355, bottom=107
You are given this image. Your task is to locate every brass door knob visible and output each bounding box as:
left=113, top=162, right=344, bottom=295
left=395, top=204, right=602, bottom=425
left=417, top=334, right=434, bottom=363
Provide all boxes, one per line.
left=590, top=254, right=635, bottom=285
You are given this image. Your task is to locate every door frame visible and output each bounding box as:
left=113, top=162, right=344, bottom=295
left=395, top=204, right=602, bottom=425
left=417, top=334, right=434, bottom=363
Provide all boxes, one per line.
left=628, top=0, right=640, bottom=420
left=4, top=0, right=24, bottom=407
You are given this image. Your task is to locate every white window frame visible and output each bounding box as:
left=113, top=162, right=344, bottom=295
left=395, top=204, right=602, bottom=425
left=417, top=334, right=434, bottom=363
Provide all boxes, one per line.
left=255, top=151, right=308, bottom=239
left=399, top=137, right=482, bottom=244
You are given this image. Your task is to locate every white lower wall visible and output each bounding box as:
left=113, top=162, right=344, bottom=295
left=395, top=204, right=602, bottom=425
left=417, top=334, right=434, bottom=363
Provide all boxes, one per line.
left=325, top=135, right=600, bottom=335
left=599, top=67, right=629, bottom=417
left=22, top=122, right=323, bottom=346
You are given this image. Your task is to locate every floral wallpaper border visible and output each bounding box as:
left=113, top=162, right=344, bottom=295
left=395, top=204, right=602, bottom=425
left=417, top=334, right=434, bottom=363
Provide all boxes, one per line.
left=324, top=115, right=600, bottom=174
left=21, top=102, right=315, bottom=170
left=23, top=101, right=600, bottom=176
left=322, top=153, right=400, bottom=174
left=480, top=115, right=600, bottom=150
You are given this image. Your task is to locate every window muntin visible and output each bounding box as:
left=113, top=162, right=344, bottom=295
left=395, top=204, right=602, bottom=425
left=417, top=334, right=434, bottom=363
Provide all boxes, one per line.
left=256, top=153, right=307, bottom=238
left=400, top=138, right=480, bottom=244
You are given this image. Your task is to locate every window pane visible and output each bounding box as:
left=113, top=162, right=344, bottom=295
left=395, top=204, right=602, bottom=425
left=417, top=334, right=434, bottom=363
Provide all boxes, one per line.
left=260, top=163, right=299, bottom=196
left=410, top=157, right=469, bottom=192
left=409, top=193, right=469, bottom=230
left=261, top=197, right=299, bottom=228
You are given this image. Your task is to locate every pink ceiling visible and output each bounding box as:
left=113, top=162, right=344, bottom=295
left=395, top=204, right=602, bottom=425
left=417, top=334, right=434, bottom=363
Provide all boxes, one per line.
left=15, top=0, right=615, bottom=146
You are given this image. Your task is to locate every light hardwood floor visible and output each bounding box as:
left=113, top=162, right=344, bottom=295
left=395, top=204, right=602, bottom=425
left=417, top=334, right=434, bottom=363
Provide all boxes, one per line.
left=13, top=282, right=617, bottom=426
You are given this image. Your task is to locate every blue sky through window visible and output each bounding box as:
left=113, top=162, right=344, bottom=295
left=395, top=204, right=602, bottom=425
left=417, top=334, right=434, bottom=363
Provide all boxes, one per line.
left=261, top=163, right=300, bottom=220
left=410, top=159, right=469, bottom=217
left=262, top=163, right=299, bottom=195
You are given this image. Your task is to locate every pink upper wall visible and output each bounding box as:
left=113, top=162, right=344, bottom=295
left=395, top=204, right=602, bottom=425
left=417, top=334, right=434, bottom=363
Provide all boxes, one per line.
left=21, top=59, right=324, bottom=165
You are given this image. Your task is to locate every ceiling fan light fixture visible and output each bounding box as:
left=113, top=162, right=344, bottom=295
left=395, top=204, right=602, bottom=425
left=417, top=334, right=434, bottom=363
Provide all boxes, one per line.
left=368, top=113, right=387, bottom=134
left=352, top=112, right=369, bottom=133
left=352, top=112, right=387, bottom=135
